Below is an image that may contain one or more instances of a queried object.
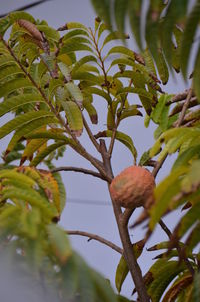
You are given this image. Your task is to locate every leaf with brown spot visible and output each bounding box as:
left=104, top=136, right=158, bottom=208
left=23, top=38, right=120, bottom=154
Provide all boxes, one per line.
left=162, top=274, right=193, bottom=302
left=18, top=19, right=44, bottom=42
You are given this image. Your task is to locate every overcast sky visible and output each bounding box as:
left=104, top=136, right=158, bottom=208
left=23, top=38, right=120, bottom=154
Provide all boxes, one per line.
left=0, top=1, right=189, bottom=299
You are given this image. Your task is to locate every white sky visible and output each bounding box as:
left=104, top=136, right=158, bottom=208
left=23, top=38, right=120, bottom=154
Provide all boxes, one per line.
left=0, top=0, right=189, bottom=298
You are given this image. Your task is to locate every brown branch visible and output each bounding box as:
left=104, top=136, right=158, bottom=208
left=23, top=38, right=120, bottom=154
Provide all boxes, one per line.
left=82, top=114, right=100, bottom=152
left=66, top=230, right=123, bottom=254
left=121, top=208, right=135, bottom=227
left=169, top=97, right=198, bottom=117
left=175, top=88, right=194, bottom=127
left=167, top=89, right=195, bottom=105
left=99, top=140, right=150, bottom=302
left=51, top=166, right=107, bottom=180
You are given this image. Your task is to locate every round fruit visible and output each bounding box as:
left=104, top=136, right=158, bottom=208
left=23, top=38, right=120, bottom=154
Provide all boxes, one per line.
left=109, top=166, right=155, bottom=209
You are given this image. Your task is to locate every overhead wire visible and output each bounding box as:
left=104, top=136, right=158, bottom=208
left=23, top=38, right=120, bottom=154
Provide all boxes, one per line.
left=67, top=198, right=111, bottom=206
left=0, top=0, right=53, bottom=18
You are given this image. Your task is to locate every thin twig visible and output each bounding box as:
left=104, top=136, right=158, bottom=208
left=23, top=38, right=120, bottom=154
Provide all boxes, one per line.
left=167, top=89, right=195, bottom=105
left=66, top=230, right=123, bottom=254
left=51, top=166, right=107, bottom=180
left=169, top=97, right=198, bottom=117
left=175, top=88, right=194, bottom=127
left=82, top=115, right=100, bottom=152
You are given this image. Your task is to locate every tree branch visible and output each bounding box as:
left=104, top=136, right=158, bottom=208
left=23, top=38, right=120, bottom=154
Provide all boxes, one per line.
left=99, top=139, right=150, bottom=302
left=51, top=166, right=107, bottom=180
left=66, top=230, right=123, bottom=254
left=175, top=88, right=194, bottom=127
left=169, top=97, right=197, bottom=117
left=167, top=89, right=195, bottom=105
left=82, top=114, right=100, bottom=152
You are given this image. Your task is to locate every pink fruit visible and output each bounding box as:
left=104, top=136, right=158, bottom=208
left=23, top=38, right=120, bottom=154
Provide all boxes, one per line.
left=110, top=166, right=155, bottom=209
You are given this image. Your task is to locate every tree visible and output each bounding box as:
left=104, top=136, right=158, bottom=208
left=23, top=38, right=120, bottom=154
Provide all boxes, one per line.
left=0, top=0, right=200, bottom=301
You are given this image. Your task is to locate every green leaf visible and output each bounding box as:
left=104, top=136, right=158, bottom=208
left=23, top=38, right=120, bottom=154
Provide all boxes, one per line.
left=57, top=62, right=71, bottom=81
left=119, top=105, right=142, bottom=121
left=61, top=100, right=83, bottom=136
left=60, top=41, right=92, bottom=54
left=84, top=87, right=112, bottom=103
left=114, top=0, right=128, bottom=34
left=95, top=130, right=137, bottom=163
left=161, top=0, right=187, bottom=65
left=108, top=46, right=134, bottom=59
left=102, top=31, right=129, bottom=47
left=139, top=150, right=150, bottom=166
left=9, top=11, right=35, bottom=24
left=156, top=50, right=169, bottom=85
left=0, top=55, right=16, bottom=68
left=0, top=93, right=43, bottom=117
left=147, top=259, right=186, bottom=302
left=62, top=29, right=89, bottom=42
left=30, top=142, right=67, bottom=167
left=151, top=94, right=171, bottom=130
left=36, top=25, right=60, bottom=43
left=116, top=87, right=153, bottom=101
left=47, top=163, right=66, bottom=213
left=26, top=129, right=70, bottom=142
left=192, top=273, right=200, bottom=301
left=0, top=169, right=35, bottom=186
left=0, top=65, right=23, bottom=81
left=65, top=22, right=88, bottom=31
left=72, top=71, right=103, bottom=85
left=66, top=82, right=83, bottom=103
left=83, top=98, right=98, bottom=124
left=142, top=48, right=157, bottom=76
left=47, top=224, right=72, bottom=264
left=172, top=145, right=200, bottom=171
left=91, top=269, right=117, bottom=302
left=7, top=116, right=58, bottom=153
left=162, top=273, right=192, bottom=302
left=193, top=47, right=200, bottom=103
left=0, top=111, right=55, bottom=140
left=115, top=241, right=143, bottom=293
left=72, top=55, right=97, bottom=74
left=90, top=0, right=111, bottom=28
left=73, top=253, right=96, bottom=302
left=180, top=0, right=200, bottom=77
left=149, top=166, right=188, bottom=229
left=0, top=78, right=35, bottom=98
left=97, top=22, right=108, bottom=41
left=21, top=138, right=47, bottom=162
left=145, top=1, right=162, bottom=65
left=128, top=1, right=142, bottom=49
left=2, top=187, right=56, bottom=218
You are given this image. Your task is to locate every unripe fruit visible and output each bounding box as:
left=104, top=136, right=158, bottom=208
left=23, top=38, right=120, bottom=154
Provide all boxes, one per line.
left=110, top=166, right=155, bottom=209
